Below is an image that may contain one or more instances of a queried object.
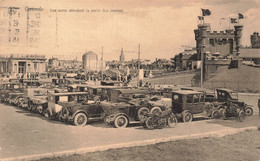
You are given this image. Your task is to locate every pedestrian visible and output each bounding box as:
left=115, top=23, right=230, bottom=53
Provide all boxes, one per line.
left=258, top=98, right=260, bottom=118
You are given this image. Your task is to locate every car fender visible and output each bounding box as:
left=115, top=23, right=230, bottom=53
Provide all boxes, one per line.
left=72, top=110, right=88, bottom=119
left=109, top=113, right=129, bottom=122
left=181, top=110, right=191, bottom=117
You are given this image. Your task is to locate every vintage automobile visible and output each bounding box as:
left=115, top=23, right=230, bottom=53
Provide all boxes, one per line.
left=171, top=90, right=219, bottom=122
left=180, top=87, right=216, bottom=102
left=215, top=88, right=253, bottom=119
left=57, top=100, right=103, bottom=126
left=101, top=88, right=168, bottom=128
left=19, top=88, right=51, bottom=114
left=1, top=82, right=23, bottom=104
left=44, top=92, right=89, bottom=119
left=162, top=85, right=186, bottom=98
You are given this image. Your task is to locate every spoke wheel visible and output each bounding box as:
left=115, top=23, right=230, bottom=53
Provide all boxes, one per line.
left=137, top=107, right=149, bottom=120
left=145, top=117, right=156, bottom=130
left=219, top=108, right=227, bottom=120
left=37, top=105, right=43, bottom=114
left=150, top=107, right=162, bottom=115
left=74, top=113, right=88, bottom=126
left=238, top=110, right=245, bottom=122
left=211, top=110, right=220, bottom=119
left=182, top=112, right=193, bottom=122
left=114, top=115, right=128, bottom=128
left=27, top=102, right=32, bottom=111
left=245, top=107, right=253, bottom=116
left=167, top=115, right=177, bottom=128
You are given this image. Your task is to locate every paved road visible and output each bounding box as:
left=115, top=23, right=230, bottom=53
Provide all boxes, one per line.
left=0, top=94, right=259, bottom=160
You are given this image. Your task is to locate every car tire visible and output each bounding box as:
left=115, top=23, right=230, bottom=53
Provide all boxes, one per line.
left=182, top=111, right=193, bottom=122
left=37, top=105, right=43, bottom=114
left=211, top=110, right=220, bottom=119
left=73, top=113, right=88, bottom=126
left=245, top=107, right=253, bottom=116
left=145, top=117, right=155, bottom=130
left=27, top=102, right=32, bottom=111
left=238, top=110, right=245, bottom=122
left=114, top=115, right=128, bottom=128
left=137, top=107, right=149, bottom=120
left=104, top=116, right=110, bottom=124
left=43, top=109, right=51, bottom=118
left=150, top=107, right=162, bottom=115
left=167, top=114, right=177, bottom=128
left=219, top=108, right=227, bottom=120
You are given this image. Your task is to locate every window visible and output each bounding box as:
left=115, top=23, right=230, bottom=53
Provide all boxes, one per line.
left=172, top=94, right=181, bottom=102
left=194, top=94, right=200, bottom=103
left=200, top=94, right=205, bottom=102
left=186, top=95, right=193, bottom=103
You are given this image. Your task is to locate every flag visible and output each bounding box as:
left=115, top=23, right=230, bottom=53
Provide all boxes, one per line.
left=198, top=16, right=204, bottom=20
left=230, top=18, right=238, bottom=23
left=202, top=9, right=211, bottom=16
left=238, top=13, right=244, bottom=19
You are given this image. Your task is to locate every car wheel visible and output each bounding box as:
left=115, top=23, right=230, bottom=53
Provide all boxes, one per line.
left=211, top=110, right=220, bottom=119
left=238, top=110, right=245, bottom=122
left=145, top=117, right=155, bottom=130
left=167, top=114, right=177, bottom=128
left=73, top=113, right=88, bottom=126
left=27, top=102, right=32, bottom=111
left=37, top=105, right=43, bottom=114
left=150, top=107, right=162, bottom=115
left=219, top=108, right=227, bottom=120
left=182, top=111, right=193, bottom=122
left=43, top=109, right=51, bottom=118
left=137, top=107, right=149, bottom=120
left=245, top=107, right=253, bottom=116
left=114, top=115, right=128, bottom=128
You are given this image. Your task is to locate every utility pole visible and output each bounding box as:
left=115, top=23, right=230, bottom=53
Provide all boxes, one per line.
left=201, top=44, right=205, bottom=88
left=138, top=44, right=140, bottom=87
left=101, top=46, right=104, bottom=81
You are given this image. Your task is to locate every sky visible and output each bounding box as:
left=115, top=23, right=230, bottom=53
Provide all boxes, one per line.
left=0, top=0, right=259, bottom=61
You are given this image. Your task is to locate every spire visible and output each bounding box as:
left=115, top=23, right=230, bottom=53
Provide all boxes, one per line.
left=120, top=48, right=125, bottom=62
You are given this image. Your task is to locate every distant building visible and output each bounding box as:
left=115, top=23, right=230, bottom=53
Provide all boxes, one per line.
left=239, top=48, right=260, bottom=66
left=119, top=48, right=125, bottom=62
left=173, top=48, right=197, bottom=70
left=0, top=54, right=46, bottom=76
left=194, top=24, right=243, bottom=80
left=48, top=58, right=81, bottom=72
left=251, top=32, right=260, bottom=48
left=82, top=51, right=99, bottom=71
left=194, top=23, right=243, bottom=59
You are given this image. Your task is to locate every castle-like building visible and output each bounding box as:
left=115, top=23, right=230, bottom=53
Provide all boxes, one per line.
left=250, top=32, right=260, bottom=48
left=194, top=23, right=243, bottom=59
left=193, top=24, right=243, bottom=80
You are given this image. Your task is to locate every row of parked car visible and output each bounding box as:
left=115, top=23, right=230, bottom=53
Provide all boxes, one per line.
left=0, top=78, right=254, bottom=129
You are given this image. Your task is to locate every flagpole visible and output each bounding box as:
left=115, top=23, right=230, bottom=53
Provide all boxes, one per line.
left=238, top=12, right=240, bottom=25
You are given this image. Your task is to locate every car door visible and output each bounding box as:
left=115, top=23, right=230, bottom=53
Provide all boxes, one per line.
left=192, top=94, right=204, bottom=114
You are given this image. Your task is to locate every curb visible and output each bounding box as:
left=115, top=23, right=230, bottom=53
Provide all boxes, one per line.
left=1, top=126, right=258, bottom=161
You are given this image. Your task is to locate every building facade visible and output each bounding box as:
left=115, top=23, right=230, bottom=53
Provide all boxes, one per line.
left=251, top=32, right=260, bottom=48
left=0, top=54, right=46, bottom=76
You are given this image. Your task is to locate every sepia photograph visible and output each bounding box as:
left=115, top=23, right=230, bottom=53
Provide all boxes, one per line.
left=0, top=0, right=259, bottom=160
